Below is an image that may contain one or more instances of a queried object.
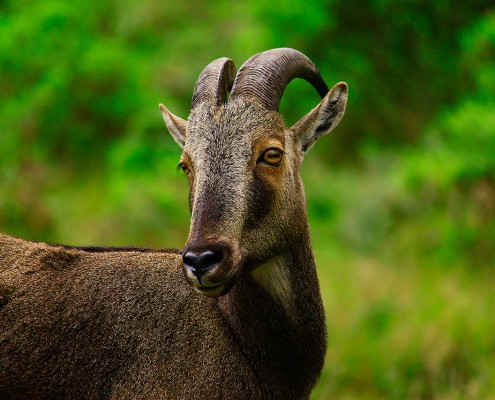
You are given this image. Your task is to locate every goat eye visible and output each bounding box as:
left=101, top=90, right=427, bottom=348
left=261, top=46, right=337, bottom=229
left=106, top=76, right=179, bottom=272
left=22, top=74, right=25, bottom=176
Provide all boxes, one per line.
left=258, top=148, right=283, bottom=166
left=178, top=162, right=190, bottom=175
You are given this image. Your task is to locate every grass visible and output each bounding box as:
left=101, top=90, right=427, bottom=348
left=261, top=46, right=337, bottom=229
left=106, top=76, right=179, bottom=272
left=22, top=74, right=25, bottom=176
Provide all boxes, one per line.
left=310, top=232, right=495, bottom=399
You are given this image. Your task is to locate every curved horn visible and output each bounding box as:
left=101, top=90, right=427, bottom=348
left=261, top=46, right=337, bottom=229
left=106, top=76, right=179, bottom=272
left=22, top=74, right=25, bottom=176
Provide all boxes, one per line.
left=230, top=48, right=329, bottom=111
left=191, top=57, right=236, bottom=109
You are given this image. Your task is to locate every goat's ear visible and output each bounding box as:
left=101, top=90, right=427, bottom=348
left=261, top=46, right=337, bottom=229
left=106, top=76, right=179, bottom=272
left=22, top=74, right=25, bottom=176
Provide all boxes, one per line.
left=159, top=104, right=187, bottom=149
left=291, top=82, right=348, bottom=154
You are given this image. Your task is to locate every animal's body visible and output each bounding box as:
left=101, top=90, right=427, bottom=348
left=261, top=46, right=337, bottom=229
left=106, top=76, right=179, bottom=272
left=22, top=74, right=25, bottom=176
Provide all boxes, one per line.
left=0, top=48, right=347, bottom=399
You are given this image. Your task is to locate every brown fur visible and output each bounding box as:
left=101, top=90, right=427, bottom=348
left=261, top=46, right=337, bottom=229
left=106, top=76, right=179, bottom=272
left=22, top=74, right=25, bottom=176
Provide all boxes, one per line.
left=0, top=50, right=347, bottom=399
left=0, top=233, right=322, bottom=399
left=0, top=234, right=259, bottom=399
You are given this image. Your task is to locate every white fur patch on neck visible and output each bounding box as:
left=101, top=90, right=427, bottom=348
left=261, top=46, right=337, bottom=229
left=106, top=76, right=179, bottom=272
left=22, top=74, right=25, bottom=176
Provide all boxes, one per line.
left=251, top=256, right=294, bottom=317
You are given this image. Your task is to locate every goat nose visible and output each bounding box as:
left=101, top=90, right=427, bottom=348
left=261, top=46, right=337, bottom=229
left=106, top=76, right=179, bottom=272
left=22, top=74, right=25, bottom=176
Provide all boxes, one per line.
left=182, top=249, right=224, bottom=280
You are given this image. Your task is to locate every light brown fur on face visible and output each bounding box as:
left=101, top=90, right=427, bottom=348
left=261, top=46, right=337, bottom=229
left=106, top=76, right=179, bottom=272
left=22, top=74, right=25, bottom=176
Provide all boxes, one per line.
left=1, top=48, right=347, bottom=400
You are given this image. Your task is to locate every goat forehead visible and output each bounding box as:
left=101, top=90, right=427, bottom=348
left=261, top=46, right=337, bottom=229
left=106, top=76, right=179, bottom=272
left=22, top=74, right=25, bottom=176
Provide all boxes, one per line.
left=186, top=101, right=284, bottom=165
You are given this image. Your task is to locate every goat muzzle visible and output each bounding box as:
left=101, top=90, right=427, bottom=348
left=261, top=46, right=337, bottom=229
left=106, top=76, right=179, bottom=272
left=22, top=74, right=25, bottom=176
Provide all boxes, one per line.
left=181, top=240, right=241, bottom=297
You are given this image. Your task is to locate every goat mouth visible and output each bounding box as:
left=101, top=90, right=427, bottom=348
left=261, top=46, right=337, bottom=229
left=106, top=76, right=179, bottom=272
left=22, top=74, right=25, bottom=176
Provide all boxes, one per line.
left=183, top=260, right=241, bottom=297
left=191, top=272, right=238, bottom=297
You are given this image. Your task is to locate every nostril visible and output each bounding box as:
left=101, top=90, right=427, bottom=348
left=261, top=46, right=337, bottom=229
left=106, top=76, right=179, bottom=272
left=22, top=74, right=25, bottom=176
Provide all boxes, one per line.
left=183, top=249, right=224, bottom=277
left=202, top=250, right=223, bottom=267
left=183, top=252, right=200, bottom=269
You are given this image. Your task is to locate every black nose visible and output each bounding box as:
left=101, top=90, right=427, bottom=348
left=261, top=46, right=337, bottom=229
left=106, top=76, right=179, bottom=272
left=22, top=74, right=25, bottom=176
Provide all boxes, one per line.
left=182, top=249, right=224, bottom=280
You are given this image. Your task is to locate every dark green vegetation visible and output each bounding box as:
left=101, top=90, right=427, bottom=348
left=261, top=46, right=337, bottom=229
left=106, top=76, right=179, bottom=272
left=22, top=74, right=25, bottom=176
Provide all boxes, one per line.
left=1, top=1, right=494, bottom=398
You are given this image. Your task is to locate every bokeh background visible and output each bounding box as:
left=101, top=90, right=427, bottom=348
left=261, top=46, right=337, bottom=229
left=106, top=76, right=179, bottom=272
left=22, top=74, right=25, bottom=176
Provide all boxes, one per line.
left=1, top=1, right=494, bottom=398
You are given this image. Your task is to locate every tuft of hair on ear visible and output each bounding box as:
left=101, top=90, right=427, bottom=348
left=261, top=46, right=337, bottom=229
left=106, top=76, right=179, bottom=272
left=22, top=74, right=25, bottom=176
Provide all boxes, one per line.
left=314, top=82, right=348, bottom=135
left=159, top=104, right=187, bottom=148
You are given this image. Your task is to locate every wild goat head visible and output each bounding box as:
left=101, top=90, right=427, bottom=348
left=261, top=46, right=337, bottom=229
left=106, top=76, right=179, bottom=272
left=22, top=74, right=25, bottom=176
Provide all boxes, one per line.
left=160, top=48, right=347, bottom=297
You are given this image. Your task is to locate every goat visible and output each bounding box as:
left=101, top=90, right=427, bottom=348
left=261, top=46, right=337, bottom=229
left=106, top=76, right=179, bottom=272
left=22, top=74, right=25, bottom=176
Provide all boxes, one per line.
left=0, top=48, right=348, bottom=399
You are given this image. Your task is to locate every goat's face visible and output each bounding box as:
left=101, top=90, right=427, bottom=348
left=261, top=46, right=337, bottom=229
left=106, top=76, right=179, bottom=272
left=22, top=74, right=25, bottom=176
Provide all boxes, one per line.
left=160, top=49, right=347, bottom=296
left=178, top=100, right=302, bottom=296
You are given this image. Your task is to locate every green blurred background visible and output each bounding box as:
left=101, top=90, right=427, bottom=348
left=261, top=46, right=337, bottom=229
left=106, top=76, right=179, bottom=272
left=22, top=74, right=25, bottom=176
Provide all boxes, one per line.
left=1, top=0, right=494, bottom=398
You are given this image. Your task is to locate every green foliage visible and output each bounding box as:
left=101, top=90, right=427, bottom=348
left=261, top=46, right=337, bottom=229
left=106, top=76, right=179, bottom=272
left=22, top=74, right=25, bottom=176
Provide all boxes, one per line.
left=1, top=1, right=494, bottom=398
left=391, top=10, right=495, bottom=267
